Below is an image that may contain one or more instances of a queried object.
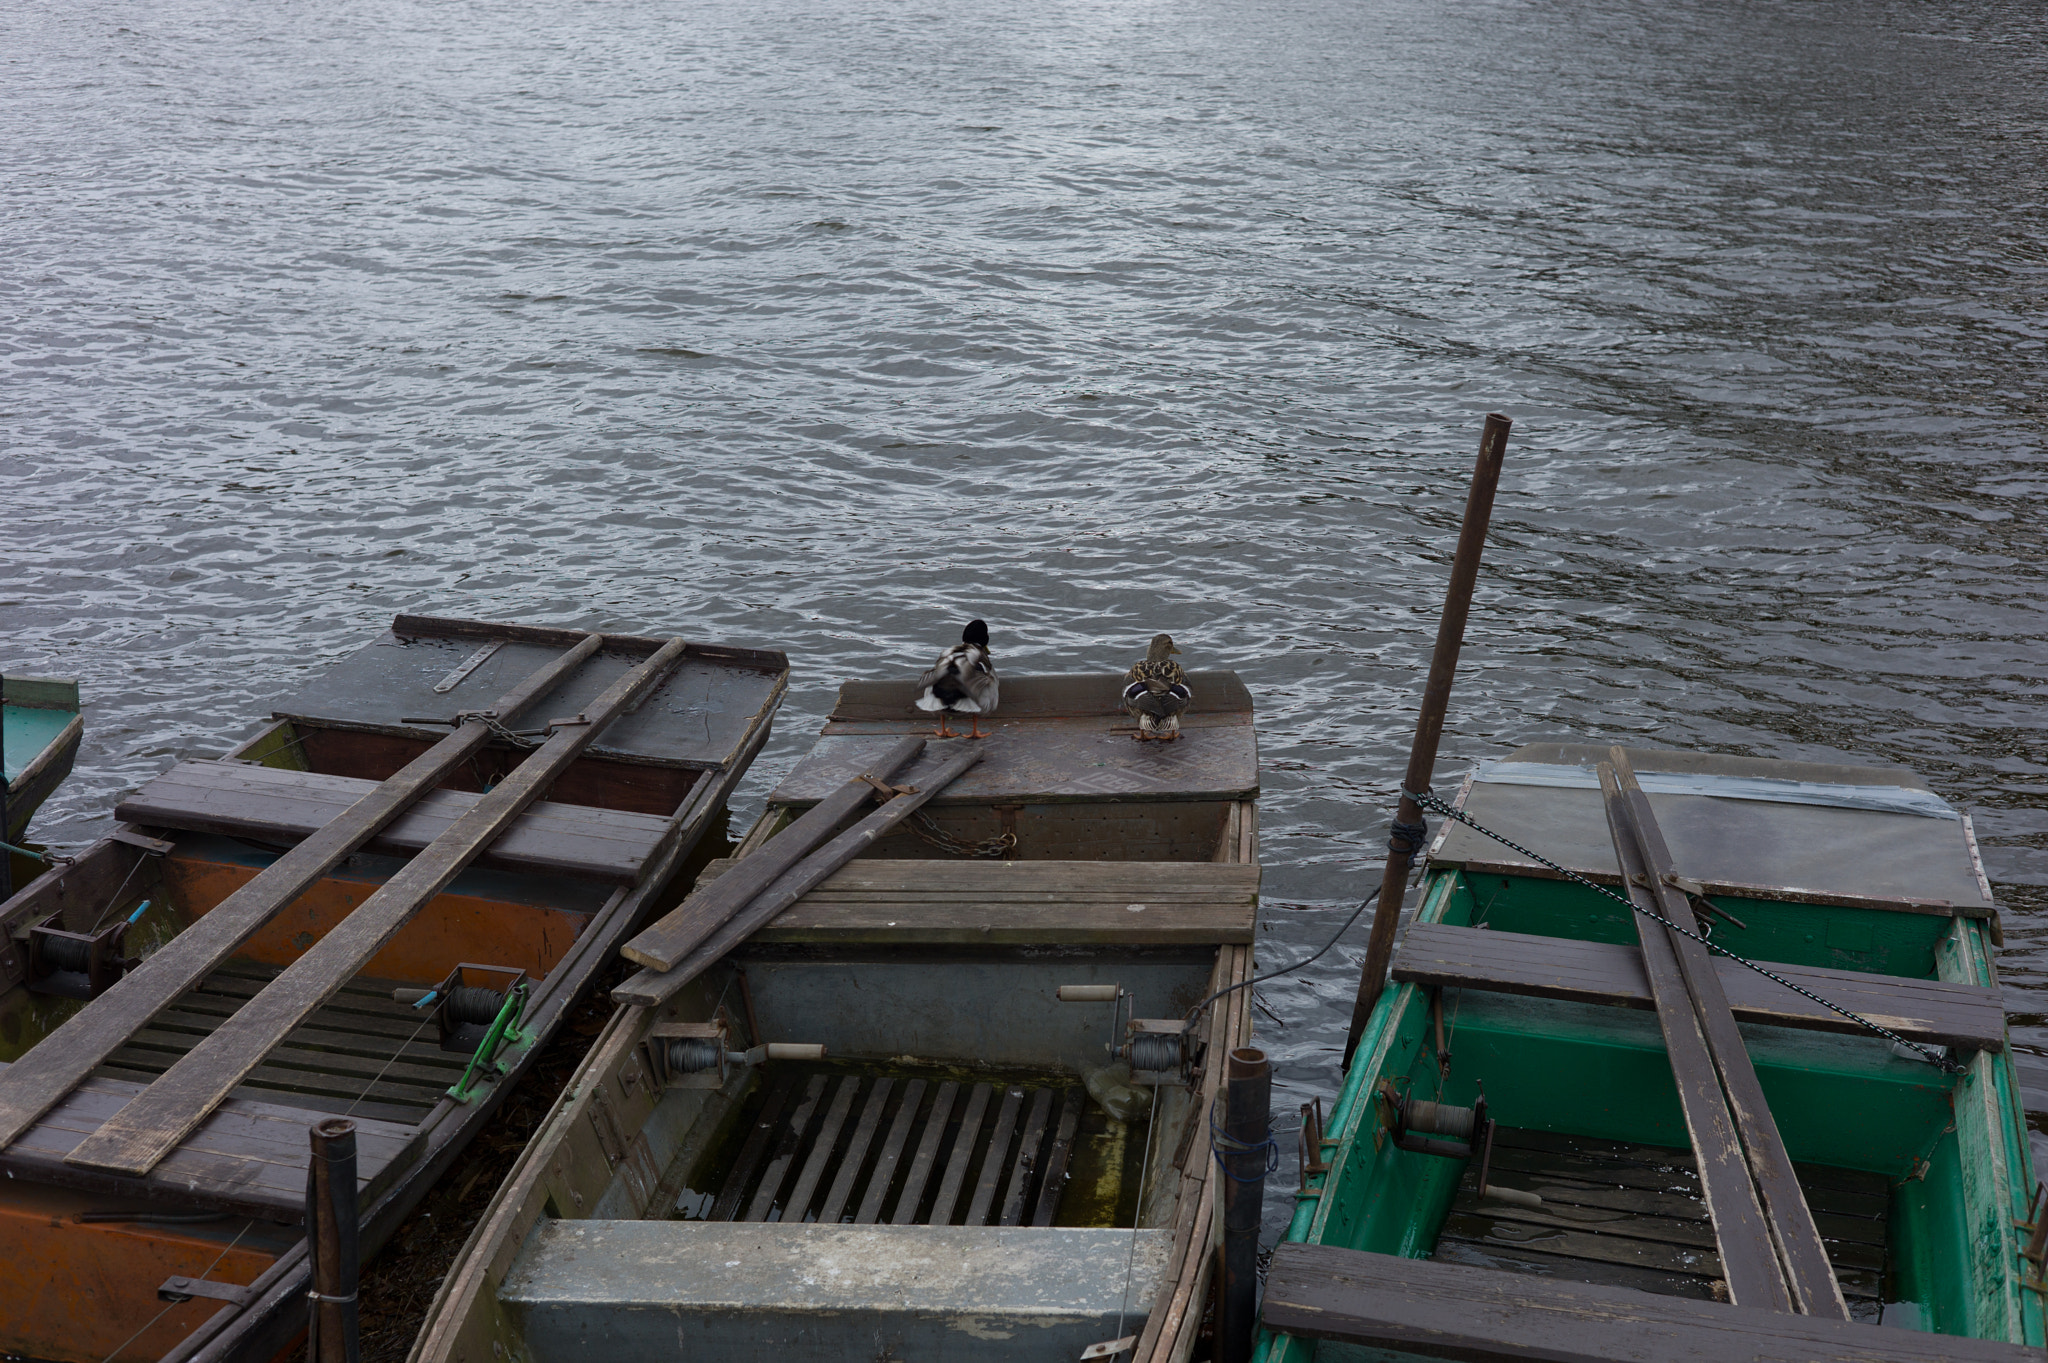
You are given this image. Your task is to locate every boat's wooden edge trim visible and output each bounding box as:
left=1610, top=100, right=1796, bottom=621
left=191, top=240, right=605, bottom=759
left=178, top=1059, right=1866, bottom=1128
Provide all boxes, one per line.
left=390, top=615, right=790, bottom=674
left=1431, top=854, right=1990, bottom=918
left=1260, top=1241, right=2046, bottom=1362
left=1, top=676, right=82, bottom=710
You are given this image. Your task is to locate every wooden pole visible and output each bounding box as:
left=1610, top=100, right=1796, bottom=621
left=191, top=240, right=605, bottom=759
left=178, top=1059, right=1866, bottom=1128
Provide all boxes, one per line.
left=1343, top=414, right=1511, bottom=1064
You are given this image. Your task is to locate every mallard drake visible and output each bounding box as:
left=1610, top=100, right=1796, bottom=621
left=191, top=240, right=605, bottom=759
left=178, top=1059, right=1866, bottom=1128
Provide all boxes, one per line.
left=1123, top=633, right=1192, bottom=741
left=916, top=618, right=999, bottom=738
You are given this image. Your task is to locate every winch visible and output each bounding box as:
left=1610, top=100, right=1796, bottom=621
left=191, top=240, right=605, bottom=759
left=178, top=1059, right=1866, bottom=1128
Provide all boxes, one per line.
left=1056, top=983, right=1197, bottom=1086
left=642, top=1017, right=826, bottom=1090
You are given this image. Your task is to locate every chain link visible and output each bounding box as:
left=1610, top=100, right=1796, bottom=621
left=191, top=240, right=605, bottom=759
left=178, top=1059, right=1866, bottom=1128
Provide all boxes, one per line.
left=903, top=810, right=1016, bottom=858
left=1404, top=787, right=1966, bottom=1074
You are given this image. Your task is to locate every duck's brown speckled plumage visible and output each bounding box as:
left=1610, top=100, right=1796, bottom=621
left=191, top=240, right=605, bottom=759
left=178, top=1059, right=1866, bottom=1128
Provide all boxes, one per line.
left=1122, top=633, right=1192, bottom=740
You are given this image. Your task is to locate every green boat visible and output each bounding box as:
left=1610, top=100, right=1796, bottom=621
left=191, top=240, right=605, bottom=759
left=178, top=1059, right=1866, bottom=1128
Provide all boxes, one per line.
left=3, top=674, right=83, bottom=861
left=1260, top=743, right=2044, bottom=1362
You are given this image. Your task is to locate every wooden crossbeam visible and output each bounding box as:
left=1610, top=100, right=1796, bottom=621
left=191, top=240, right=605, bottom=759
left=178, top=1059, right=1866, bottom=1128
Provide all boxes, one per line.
left=1261, top=1242, right=2043, bottom=1363
left=1606, top=749, right=1848, bottom=1319
left=65, top=638, right=686, bottom=1177
left=1391, top=922, right=2004, bottom=1053
left=612, top=742, right=987, bottom=1007
left=621, top=737, right=926, bottom=969
left=0, top=632, right=603, bottom=1155
left=1596, top=759, right=1791, bottom=1314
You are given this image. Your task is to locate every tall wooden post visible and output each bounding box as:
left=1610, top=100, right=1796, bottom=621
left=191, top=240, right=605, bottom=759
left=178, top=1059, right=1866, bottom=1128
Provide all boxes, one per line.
left=1343, top=414, right=1511, bottom=1064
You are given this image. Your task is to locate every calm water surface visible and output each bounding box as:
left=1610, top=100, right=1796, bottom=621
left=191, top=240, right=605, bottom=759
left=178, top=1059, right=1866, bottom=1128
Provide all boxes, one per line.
left=4, top=0, right=2045, bottom=1236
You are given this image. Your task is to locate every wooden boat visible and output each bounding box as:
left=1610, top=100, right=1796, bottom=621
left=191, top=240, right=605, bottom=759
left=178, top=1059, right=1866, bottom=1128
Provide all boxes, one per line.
left=410, top=671, right=1264, bottom=1363
left=1260, top=743, right=2045, bottom=1362
left=4, top=672, right=84, bottom=854
left=0, top=615, right=788, bottom=1363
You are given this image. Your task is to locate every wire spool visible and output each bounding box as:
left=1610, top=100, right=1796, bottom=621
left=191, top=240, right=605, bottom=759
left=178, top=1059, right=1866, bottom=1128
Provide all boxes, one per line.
left=1402, top=1099, right=1477, bottom=1141
left=445, top=986, right=508, bottom=1026
left=38, top=935, right=93, bottom=973
left=666, top=1037, right=725, bottom=1074
left=1128, top=1032, right=1184, bottom=1072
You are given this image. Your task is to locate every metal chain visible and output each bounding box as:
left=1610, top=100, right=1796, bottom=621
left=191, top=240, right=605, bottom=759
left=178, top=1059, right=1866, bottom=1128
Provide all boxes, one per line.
left=904, top=810, right=1016, bottom=859
left=455, top=710, right=541, bottom=750
left=1403, top=787, right=1966, bottom=1074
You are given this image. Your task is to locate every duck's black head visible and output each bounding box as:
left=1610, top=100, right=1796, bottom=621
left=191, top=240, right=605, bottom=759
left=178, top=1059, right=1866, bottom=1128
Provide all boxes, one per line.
left=962, top=619, right=990, bottom=648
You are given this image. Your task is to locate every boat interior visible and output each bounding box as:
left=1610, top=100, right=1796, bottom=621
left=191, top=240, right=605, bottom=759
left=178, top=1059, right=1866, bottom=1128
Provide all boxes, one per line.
left=421, top=673, right=1263, bottom=1363
left=0, top=617, right=787, bottom=1363
left=1283, top=744, right=2034, bottom=1354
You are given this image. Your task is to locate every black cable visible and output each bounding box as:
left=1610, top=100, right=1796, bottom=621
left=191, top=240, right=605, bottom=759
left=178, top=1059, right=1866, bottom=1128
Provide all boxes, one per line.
left=1185, top=885, right=1381, bottom=1029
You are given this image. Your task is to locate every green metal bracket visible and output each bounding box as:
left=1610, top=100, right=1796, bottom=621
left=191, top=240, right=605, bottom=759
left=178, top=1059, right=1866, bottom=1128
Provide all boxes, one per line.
left=447, top=980, right=531, bottom=1103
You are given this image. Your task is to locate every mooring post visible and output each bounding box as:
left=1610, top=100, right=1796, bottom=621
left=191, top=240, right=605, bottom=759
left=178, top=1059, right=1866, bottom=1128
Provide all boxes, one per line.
left=1, top=669, right=11, bottom=901
left=306, top=1117, right=361, bottom=1363
left=1218, top=1046, right=1273, bottom=1363
left=1343, top=414, right=1512, bottom=1065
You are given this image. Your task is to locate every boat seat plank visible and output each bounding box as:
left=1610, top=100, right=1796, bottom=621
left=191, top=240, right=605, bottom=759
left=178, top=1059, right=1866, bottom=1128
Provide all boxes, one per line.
left=1393, top=922, right=2006, bottom=1053
left=698, top=857, right=1259, bottom=945
left=0, top=1068, right=423, bottom=1221
left=118, top=761, right=671, bottom=885
left=1262, top=1242, right=2042, bottom=1362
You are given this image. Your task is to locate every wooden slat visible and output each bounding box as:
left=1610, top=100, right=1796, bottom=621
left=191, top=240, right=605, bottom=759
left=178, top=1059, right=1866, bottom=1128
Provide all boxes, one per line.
left=1030, top=1088, right=1083, bottom=1226
left=613, top=742, right=988, bottom=1008
left=65, top=638, right=684, bottom=1177
left=855, top=1078, right=922, bottom=1225
left=0, top=632, right=603, bottom=1155
left=1597, top=764, right=1791, bottom=1314
left=819, top=1078, right=893, bottom=1225
left=743, top=1074, right=828, bottom=1223
left=620, top=737, right=925, bottom=969
left=965, top=1084, right=1025, bottom=1225
left=1609, top=753, right=1847, bottom=1320
left=781, top=1076, right=858, bottom=1223
left=117, top=761, right=672, bottom=884
left=926, top=1082, right=992, bottom=1226
left=709, top=1074, right=795, bottom=1223
left=889, top=1080, right=957, bottom=1225
left=1261, top=1242, right=2044, bottom=1363
left=1391, top=923, right=2005, bottom=1052
left=999, top=1086, right=1054, bottom=1226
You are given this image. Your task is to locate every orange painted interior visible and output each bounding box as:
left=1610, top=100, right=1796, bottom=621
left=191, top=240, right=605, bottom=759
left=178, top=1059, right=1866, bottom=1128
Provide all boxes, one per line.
left=162, top=855, right=591, bottom=985
left=0, top=1183, right=280, bottom=1363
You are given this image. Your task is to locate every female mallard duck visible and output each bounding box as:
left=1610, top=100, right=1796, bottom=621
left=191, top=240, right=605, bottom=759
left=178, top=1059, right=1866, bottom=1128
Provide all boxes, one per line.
left=1123, top=633, right=1192, bottom=741
left=916, top=618, right=999, bottom=738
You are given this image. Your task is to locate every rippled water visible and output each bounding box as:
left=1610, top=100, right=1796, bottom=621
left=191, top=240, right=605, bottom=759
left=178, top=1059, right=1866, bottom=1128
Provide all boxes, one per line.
left=5, top=0, right=2045, bottom=1233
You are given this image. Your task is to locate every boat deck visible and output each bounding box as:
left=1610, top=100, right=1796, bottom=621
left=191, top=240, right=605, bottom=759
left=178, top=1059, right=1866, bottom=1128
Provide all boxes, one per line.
left=1432, top=1129, right=1888, bottom=1321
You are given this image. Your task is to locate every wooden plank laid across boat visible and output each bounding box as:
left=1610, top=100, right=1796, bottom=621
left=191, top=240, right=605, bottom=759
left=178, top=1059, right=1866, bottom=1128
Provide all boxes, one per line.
left=0, top=615, right=789, bottom=1363
left=1260, top=744, right=2045, bottom=1361
left=409, top=671, right=1263, bottom=1363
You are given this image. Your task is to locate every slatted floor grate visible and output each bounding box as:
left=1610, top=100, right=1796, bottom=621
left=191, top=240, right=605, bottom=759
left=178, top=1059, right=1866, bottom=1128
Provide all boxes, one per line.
left=94, top=959, right=465, bottom=1125
left=1431, top=1127, right=1891, bottom=1323
left=701, top=1071, right=1088, bottom=1226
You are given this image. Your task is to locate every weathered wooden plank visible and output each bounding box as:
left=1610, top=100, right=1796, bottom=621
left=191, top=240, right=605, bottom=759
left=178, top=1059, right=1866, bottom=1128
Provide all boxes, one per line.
left=65, top=638, right=684, bottom=1177
left=699, top=859, right=1261, bottom=893
left=1261, top=1242, right=2043, bottom=1362
left=819, top=1078, right=892, bottom=1225
left=781, top=1076, right=858, bottom=1223
left=743, top=1075, right=829, bottom=1223
left=1392, top=922, right=2005, bottom=1052
left=0, top=632, right=603, bottom=1156
left=621, top=737, right=925, bottom=969
left=1607, top=752, right=1848, bottom=1320
left=613, top=743, right=988, bottom=1007
left=999, top=1086, right=1054, bottom=1227
left=710, top=1074, right=795, bottom=1223
left=854, top=1078, right=922, bottom=1225
left=965, top=1084, right=1025, bottom=1225
left=753, top=898, right=1256, bottom=946
left=926, top=1082, right=993, bottom=1226
left=1597, top=767, right=1792, bottom=1315
left=1030, top=1088, right=1083, bottom=1227
left=889, top=1080, right=957, bottom=1225
left=117, top=761, right=672, bottom=884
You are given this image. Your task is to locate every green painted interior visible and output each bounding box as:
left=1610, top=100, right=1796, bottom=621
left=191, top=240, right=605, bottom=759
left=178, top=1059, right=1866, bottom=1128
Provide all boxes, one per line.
left=1257, top=862, right=2044, bottom=1360
left=2, top=704, right=76, bottom=785
left=235, top=721, right=311, bottom=772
